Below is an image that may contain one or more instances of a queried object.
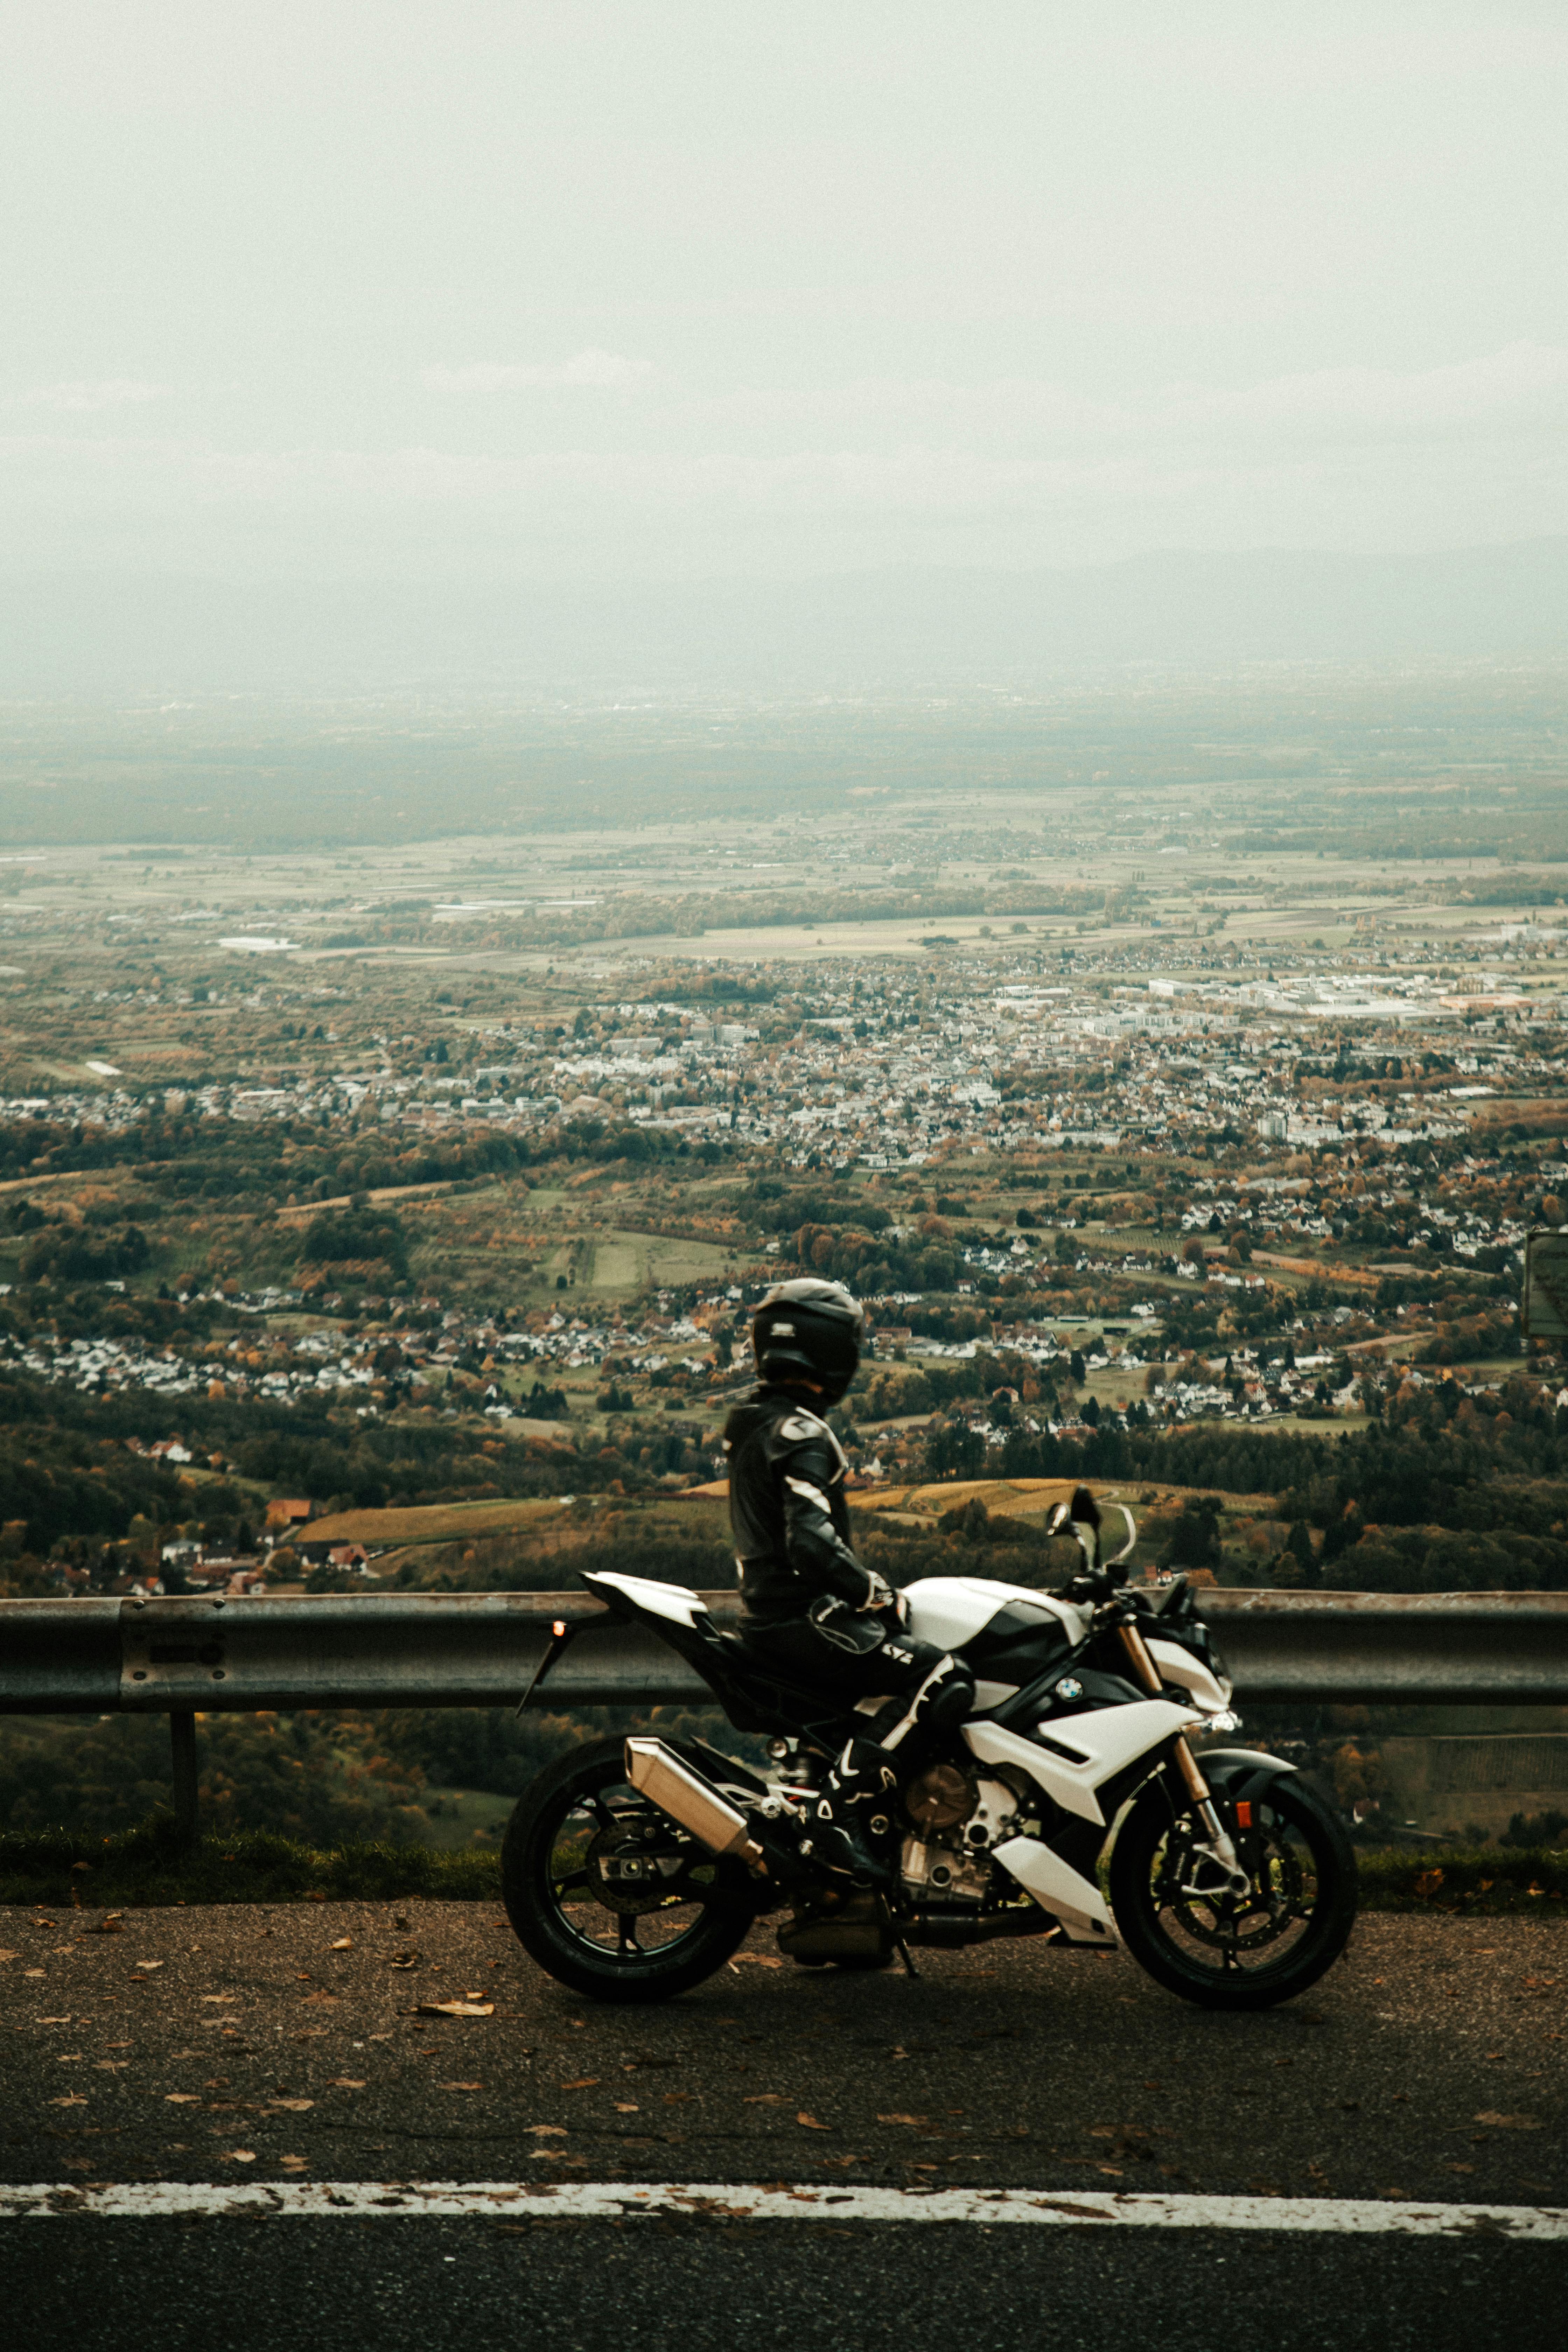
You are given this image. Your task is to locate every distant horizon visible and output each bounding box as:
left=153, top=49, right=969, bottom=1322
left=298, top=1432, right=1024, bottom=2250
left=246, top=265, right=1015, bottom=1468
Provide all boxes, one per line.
left=3, top=536, right=1568, bottom=701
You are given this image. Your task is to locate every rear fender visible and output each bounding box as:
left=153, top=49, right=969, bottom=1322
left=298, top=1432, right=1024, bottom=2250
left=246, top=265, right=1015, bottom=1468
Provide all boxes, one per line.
left=580, top=1569, right=709, bottom=1628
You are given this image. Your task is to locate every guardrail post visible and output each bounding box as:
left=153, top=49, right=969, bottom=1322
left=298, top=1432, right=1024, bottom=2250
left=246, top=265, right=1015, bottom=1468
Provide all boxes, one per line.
left=169, top=1710, right=199, bottom=1853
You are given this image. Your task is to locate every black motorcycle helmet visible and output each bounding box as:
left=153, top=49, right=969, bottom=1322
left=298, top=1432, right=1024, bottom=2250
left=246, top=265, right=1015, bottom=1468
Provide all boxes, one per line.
left=751, top=1277, right=864, bottom=1406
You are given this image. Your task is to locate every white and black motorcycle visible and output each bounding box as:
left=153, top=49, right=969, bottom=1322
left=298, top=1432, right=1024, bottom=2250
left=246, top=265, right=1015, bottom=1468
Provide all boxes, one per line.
left=501, top=1491, right=1357, bottom=2011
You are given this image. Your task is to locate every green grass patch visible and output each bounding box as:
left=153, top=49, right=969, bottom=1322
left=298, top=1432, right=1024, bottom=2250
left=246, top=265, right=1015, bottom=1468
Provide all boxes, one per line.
left=1356, top=1843, right=1568, bottom=1913
left=0, top=1815, right=502, bottom=1907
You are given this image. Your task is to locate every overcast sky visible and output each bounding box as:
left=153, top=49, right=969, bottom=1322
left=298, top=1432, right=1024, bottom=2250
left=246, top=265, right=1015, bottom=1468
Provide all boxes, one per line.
left=3, top=4, right=1566, bottom=586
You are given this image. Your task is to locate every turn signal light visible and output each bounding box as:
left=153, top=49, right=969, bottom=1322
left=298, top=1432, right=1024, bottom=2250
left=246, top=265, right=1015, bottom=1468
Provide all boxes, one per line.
left=1235, top=1800, right=1253, bottom=1828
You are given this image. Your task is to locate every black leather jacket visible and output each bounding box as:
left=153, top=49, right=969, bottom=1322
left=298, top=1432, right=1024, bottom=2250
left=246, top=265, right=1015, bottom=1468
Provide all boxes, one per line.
left=724, top=1385, right=875, bottom=1626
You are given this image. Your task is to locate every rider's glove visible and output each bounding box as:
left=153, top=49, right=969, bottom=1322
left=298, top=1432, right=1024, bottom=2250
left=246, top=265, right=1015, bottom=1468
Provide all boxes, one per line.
left=856, top=1568, right=896, bottom=1614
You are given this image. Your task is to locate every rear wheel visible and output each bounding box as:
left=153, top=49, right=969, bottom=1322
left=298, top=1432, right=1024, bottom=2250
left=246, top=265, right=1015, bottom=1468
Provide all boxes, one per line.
left=501, top=1736, right=756, bottom=2003
left=1109, top=1770, right=1357, bottom=2011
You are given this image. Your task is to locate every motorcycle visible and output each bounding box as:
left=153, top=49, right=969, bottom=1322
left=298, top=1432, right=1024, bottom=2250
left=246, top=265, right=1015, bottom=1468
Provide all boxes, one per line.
left=500, top=1488, right=1356, bottom=2011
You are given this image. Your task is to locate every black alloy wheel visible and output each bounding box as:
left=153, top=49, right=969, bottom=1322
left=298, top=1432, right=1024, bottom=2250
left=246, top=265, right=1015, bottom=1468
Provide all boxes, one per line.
left=501, top=1736, right=757, bottom=2002
left=1108, top=1770, right=1357, bottom=2010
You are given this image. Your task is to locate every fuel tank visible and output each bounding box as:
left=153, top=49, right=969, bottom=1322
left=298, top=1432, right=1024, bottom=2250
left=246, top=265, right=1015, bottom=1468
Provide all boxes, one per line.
left=902, top=1576, right=1085, bottom=1654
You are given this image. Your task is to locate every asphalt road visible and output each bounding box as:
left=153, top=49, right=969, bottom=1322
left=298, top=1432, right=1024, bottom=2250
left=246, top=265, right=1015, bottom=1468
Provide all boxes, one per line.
left=2, top=1902, right=1564, bottom=2349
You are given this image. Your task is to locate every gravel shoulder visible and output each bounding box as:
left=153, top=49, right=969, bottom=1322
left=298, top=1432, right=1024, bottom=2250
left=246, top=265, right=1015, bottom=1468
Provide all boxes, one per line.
left=2, top=1905, right=1563, bottom=2203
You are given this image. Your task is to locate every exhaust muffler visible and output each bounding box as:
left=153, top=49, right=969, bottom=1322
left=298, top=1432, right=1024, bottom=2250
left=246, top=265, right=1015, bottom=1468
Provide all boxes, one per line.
left=624, top=1737, right=766, bottom=1870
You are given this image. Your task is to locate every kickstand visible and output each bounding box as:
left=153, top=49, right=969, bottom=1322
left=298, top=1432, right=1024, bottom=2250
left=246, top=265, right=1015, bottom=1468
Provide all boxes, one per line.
left=894, top=1937, right=920, bottom=1979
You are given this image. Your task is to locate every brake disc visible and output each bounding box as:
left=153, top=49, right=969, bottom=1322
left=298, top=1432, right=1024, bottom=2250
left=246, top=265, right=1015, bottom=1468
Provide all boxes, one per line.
left=1158, top=1826, right=1302, bottom=1952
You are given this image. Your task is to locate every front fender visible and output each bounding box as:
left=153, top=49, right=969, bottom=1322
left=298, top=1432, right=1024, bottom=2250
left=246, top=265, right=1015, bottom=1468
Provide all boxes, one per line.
left=1195, top=1746, right=1298, bottom=1806
left=1099, top=1742, right=1300, bottom=1875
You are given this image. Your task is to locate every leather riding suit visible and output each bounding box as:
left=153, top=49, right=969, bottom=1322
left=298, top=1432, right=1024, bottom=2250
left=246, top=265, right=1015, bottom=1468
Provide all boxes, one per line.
left=724, top=1384, right=974, bottom=1882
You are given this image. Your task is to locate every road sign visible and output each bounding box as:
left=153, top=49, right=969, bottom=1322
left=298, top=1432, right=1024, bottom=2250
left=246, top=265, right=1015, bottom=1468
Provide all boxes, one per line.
left=1523, top=1229, right=1568, bottom=1340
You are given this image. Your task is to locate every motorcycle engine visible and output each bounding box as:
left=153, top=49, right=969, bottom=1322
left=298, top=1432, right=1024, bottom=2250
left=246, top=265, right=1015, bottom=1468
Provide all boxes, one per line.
left=900, top=1769, right=1021, bottom=1904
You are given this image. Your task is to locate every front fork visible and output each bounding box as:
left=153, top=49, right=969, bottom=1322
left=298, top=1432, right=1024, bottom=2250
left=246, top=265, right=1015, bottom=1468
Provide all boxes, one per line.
left=1116, top=1620, right=1251, bottom=1898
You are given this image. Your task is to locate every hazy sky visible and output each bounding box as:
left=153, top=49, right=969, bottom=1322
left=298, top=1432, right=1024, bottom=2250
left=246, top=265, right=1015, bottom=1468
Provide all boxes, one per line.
left=4, top=4, right=1566, bottom=584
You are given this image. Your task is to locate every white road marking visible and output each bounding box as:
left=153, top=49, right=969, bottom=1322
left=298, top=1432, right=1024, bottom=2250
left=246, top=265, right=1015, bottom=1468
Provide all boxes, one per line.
left=1, top=2182, right=1564, bottom=2238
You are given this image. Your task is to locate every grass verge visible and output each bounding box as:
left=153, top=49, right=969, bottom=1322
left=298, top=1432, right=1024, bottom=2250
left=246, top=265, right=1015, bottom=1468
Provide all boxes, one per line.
left=1, top=1818, right=1565, bottom=1912
left=1356, top=1842, right=1568, bottom=1914
left=0, top=1816, right=502, bottom=1907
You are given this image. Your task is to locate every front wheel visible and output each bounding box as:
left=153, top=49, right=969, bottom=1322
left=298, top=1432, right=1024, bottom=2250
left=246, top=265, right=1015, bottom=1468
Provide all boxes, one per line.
left=501, top=1736, right=756, bottom=2003
left=1108, top=1769, right=1357, bottom=2011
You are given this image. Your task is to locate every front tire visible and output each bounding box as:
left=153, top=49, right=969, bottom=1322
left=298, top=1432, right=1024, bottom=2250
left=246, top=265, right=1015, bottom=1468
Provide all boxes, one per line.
left=1109, top=1769, right=1357, bottom=2011
left=501, top=1736, right=756, bottom=2003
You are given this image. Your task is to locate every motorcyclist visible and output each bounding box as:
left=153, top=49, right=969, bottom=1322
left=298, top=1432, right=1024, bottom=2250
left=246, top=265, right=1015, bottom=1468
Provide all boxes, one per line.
left=723, top=1277, right=975, bottom=1888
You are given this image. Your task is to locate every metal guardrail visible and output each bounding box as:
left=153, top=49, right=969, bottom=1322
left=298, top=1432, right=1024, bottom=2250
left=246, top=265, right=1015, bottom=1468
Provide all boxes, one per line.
left=4, top=1588, right=1567, bottom=1715
left=2, top=1588, right=1564, bottom=1845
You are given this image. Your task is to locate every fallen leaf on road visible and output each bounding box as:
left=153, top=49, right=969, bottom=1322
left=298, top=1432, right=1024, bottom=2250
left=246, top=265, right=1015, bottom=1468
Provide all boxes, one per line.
left=280, top=2157, right=309, bottom=2170
left=560, top=2077, right=599, bottom=2090
left=270, top=2098, right=314, bottom=2112
left=329, top=2078, right=365, bottom=2090
left=614, top=2103, right=638, bottom=2113
left=134, top=1961, right=163, bottom=1972
left=300, top=1993, right=338, bottom=2006
left=386, top=1953, right=418, bottom=1969
left=200, top=1995, right=234, bottom=2005
left=797, top=2113, right=829, bottom=2131
left=84, top=1917, right=123, bottom=1936
left=329, top=1938, right=352, bottom=1952
left=744, top=2094, right=787, bottom=2105
left=48, top=2096, right=88, bottom=2108
left=0, top=1950, right=17, bottom=1962
left=877, top=2114, right=927, bottom=2127
left=438, top=2082, right=484, bottom=2092
left=527, top=2125, right=566, bottom=2137
left=416, top=2001, right=493, bottom=2018
left=94, top=2061, right=128, bottom=2072
left=164, top=2094, right=201, bottom=2104
left=55, top=2054, right=82, bottom=2064
left=36, top=2016, right=71, bottom=2025
left=730, top=1954, right=783, bottom=1968
left=23, top=1970, right=44, bottom=1979
left=1473, top=2112, right=1542, bottom=2129
left=224, top=2150, right=257, bottom=2165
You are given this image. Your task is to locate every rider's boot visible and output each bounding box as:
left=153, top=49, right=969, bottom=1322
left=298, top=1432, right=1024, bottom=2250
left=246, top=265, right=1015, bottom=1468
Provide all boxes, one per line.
left=807, top=1741, right=901, bottom=1887
left=802, top=1657, right=979, bottom=1888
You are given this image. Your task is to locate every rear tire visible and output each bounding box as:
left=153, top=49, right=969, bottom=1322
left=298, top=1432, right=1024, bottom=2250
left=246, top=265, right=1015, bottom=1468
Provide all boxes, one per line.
left=501, top=1736, right=756, bottom=2003
left=1109, top=1768, right=1357, bottom=2011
